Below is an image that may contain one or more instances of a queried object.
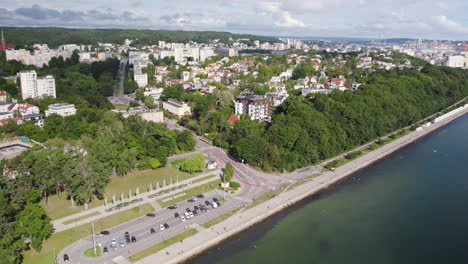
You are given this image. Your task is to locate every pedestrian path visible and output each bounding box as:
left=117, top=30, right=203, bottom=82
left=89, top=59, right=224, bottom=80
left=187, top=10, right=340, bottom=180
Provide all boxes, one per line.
left=52, top=170, right=222, bottom=232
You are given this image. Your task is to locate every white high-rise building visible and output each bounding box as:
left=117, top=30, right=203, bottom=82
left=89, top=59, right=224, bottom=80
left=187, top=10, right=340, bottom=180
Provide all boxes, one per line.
left=19, top=71, right=56, bottom=100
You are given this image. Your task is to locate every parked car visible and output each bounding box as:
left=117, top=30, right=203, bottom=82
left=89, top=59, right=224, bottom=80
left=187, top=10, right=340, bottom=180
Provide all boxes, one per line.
left=181, top=216, right=186, bottom=222
left=131, top=236, right=137, bottom=243
left=103, top=247, right=108, bottom=255
left=212, top=202, right=218, bottom=209
left=189, top=212, right=194, bottom=218
left=111, top=239, right=117, bottom=248
left=168, top=205, right=178, bottom=209
left=213, top=197, right=219, bottom=203
left=100, top=230, right=110, bottom=235
left=188, top=198, right=196, bottom=202
left=174, top=212, right=179, bottom=218
left=63, top=254, right=69, bottom=262
left=194, top=205, right=199, bottom=211
left=146, top=213, right=156, bottom=217
left=160, top=224, right=165, bottom=231
left=205, top=200, right=211, bottom=206
left=119, top=237, right=126, bottom=247
left=196, top=194, right=204, bottom=198
left=193, top=210, right=198, bottom=216
left=164, top=223, right=169, bottom=229
left=186, top=208, right=191, bottom=213
left=150, top=228, right=156, bottom=234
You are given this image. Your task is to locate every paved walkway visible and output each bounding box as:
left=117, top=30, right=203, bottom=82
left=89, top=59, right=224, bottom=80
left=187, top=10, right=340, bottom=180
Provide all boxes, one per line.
left=52, top=170, right=222, bottom=232
left=135, top=108, right=468, bottom=264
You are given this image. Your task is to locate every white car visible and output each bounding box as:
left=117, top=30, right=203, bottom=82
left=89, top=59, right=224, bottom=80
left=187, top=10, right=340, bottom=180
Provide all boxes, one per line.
left=189, top=212, right=194, bottom=218
left=111, top=239, right=117, bottom=248
left=184, top=212, right=190, bottom=219
left=212, top=202, right=218, bottom=208
left=181, top=216, right=186, bottom=222
left=159, top=224, right=165, bottom=231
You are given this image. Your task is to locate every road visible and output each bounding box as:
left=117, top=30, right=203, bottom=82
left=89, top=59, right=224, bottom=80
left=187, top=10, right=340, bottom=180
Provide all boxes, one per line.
left=58, top=190, right=243, bottom=264
left=108, top=57, right=135, bottom=106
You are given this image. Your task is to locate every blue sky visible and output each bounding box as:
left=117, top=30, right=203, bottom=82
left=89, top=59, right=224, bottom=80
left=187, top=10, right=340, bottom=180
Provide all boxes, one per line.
left=1, top=0, right=468, bottom=40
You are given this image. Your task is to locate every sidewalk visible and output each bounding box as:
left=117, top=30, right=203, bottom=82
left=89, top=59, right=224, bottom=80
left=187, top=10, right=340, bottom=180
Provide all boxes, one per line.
left=52, top=170, right=222, bottom=232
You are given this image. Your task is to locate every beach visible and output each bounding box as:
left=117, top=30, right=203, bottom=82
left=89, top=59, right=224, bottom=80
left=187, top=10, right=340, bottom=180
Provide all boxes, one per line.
left=135, top=106, right=468, bottom=264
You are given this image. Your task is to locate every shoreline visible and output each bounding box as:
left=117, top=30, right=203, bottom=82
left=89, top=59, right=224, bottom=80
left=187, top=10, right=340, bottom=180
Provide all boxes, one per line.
left=136, top=107, right=468, bottom=264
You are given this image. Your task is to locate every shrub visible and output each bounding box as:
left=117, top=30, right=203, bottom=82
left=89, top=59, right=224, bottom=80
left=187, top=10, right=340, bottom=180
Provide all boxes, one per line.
left=229, top=181, right=241, bottom=189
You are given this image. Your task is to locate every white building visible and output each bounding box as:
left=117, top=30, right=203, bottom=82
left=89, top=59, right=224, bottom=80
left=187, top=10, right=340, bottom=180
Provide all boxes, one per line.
left=143, top=87, right=163, bottom=104
left=162, top=99, right=191, bottom=117
left=19, top=71, right=56, bottom=100
left=234, top=95, right=272, bottom=120
left=45, top=103, right=77, bottom=117
left=140, top=110, right=164, bottom=123
left=445, top=55, right=466, bottom=68
left=133, top=65, right=148, bottom=88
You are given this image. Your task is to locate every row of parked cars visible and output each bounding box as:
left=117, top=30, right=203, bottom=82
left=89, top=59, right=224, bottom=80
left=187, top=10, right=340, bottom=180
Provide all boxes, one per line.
left=171, top=197, right=221, bottom=222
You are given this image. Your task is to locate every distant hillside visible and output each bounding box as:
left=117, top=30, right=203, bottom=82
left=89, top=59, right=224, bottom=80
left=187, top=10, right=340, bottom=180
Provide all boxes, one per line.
left=2, top=27, right=280, bottom=48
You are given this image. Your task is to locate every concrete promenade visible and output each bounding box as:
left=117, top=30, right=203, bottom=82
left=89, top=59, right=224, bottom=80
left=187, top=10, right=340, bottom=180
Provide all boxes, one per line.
left=136, top=108, right=468, bottom=264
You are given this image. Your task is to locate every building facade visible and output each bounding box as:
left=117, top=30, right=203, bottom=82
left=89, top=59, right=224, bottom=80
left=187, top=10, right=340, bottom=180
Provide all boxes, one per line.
left=45, top=103, right=77, bottom=117
left=19, top=71, right=56, bottom=100
left=234, top=95, right=272, bottom=120
left=162, top=99, right=191, bottom=117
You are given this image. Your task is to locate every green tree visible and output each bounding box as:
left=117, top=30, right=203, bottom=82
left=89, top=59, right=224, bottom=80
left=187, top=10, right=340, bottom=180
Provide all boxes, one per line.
left=176, top=130, right=196, bottom=151
left=16, top=203, right=52, bottom=251
left=224, top=162, right=234, bottom=182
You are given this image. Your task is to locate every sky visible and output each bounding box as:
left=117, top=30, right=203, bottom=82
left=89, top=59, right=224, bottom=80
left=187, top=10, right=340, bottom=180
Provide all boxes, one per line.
left=1, top=0, right=468, bottom=40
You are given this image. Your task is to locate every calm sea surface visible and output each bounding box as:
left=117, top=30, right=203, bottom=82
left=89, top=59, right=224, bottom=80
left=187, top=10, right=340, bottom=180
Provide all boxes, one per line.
left=188, top=114, right=468, bottom=264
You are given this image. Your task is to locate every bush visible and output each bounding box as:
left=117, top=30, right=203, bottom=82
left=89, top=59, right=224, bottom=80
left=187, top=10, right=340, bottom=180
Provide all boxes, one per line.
left=229, top=181, right=241, bottom=189
left=148, top=158, right=161, bottom=169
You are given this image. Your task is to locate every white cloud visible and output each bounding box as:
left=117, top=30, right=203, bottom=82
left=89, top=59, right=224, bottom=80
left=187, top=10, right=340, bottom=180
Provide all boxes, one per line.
left=259, top=2, right=305, bottom=27
left=432, top=15, right=468, bottom=33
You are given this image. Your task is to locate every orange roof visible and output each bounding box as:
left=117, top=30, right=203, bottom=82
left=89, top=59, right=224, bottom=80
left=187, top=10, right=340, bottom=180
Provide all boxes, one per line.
left=227, top=115, right=239, bottom=126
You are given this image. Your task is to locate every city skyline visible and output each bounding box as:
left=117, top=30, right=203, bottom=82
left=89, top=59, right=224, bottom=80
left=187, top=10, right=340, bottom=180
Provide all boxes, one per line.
left=1, top=0, right=468, bottom=40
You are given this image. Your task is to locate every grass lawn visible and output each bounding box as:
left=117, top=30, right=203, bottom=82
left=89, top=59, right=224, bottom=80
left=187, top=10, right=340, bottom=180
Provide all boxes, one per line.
left=202, top=207, right=242, bottom=228
left=41, top=167, right=193, bottom=220
left=130, top=229, right=198, bottom=262
left=23, top=203, right=154, bottom=264
left=84, top=246, right=101, bottom=257
left=192, top=174, right=218, bottom=184
left=113, top=104, right=128, bottom=110
left=62, top=211, right=101, bottom=225
left=157, top=179, right=221, bottom=208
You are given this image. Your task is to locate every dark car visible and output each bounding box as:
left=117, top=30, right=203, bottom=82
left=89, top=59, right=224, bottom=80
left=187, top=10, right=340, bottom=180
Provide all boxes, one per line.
left=205, top=200, right=211, bottom=206
left=193, top=210, right=198, bottom=216
left=174, top=212, right=179, bottom=218
left=186, top=208, right=191, bottom=212
left=63, top=254, right=69, bottom=262
left=213, top=197, right=219, bottom=203
left=103, top=247, right=108, bottom=255
left=131, top=236, right=137, bottom=243
left=196, top=194, right=205, bottom=198
left=164, top=223, right=169, bottom=229
left=194, top=205, right=199, bottom=211
left=188, top=198, right=196, bottom=202
left=168, top=204, right=178, bottom=209
left=125, top=232, right=131, bottom=244
left=146, top=213, right=156, bottom=217
left=150, top=228, right=156, bottom=234
left=100, top=230, right=110, bottom=235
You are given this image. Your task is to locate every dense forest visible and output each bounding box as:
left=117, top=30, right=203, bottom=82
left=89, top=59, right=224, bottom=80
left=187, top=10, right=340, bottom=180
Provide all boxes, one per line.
left=2, top=27, right=279, bottom=48
left=212, top=66, right=468, bottom=171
